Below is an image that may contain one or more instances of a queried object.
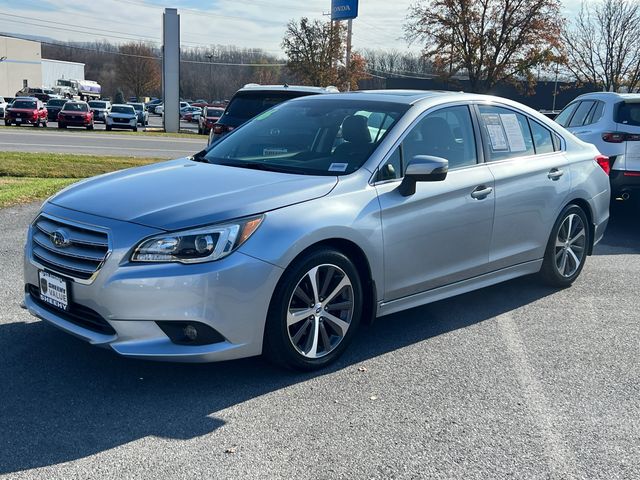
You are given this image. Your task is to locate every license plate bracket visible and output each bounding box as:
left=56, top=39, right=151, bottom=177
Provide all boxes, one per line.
left=38, top=270, right=69, bottom=311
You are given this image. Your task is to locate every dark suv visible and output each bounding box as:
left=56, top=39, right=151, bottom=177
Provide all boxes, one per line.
left=207, top=84, right=338, bottom=145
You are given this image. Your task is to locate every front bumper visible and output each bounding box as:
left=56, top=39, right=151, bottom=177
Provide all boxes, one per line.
left=7, top=115, right=38, bottom=124
left=24, top=204, right=283, bottom=362
left=59, top=117, right=92, bottom=126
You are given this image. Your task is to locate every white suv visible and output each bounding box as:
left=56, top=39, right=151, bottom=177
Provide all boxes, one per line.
left=555, top=92, right=640, bottom=203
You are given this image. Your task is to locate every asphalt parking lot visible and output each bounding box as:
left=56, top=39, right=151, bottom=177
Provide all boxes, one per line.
left=0, top=202, right=638, bottom=479
left=0, top=115, right=206, bottom=158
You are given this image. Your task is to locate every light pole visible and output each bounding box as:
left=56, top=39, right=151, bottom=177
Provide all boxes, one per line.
left=206, top=53, right=213, bottom=100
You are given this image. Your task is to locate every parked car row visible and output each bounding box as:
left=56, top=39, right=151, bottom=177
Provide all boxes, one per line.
left=2, top=96, right=149, bottom=129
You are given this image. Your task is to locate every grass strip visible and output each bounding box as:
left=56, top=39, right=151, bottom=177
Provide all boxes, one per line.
left=0, top=152, right=164, bottom=207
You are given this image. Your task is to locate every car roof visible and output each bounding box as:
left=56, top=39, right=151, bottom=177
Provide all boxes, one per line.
left=13, top=96, right=38, bottom=101
left=237, top=84, right=339, bottom=94
left=112, top=104, right=135, bottom=107
left=571, top=91, right=640, bottom=103
left=285, top=89, right=469, bottom=105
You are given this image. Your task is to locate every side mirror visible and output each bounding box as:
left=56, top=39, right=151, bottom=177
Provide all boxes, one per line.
left=398, top=155, right=448, bottom=196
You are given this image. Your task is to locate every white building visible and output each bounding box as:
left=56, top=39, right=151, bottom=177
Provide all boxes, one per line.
left=0, top=34, right=85, bottom=96
left=41, top=59, right=85, bottom=89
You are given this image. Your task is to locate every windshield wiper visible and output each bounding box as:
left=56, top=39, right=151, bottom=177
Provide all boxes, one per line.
left=217, top=161, right=298, bottom=174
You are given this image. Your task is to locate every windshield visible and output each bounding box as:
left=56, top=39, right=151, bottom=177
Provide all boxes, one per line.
left=62, top=103, right=89, bottom=112
left=225, top=91, right=315, bottom=121
left=12, top=100, right=37, bottom=109
left=129, top=104, right=143, bottom=111
left=48, top=99, right=67, bottom=107
left=206, top=107, right=224, bottom=117
left=203, top=98, right=409, bottom=176
left=89, top=101, right=107, bottom=108
left=111, top=106, right=134, bottom=114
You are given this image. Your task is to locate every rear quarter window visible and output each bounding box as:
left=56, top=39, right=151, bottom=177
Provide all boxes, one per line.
left=568, top=101, right=595, bottom=127
left=555, top=102, right=578, bottom=126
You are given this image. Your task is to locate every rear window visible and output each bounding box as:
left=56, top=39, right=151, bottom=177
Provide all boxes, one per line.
left=47, top=99, right=67, bottom=107
left=12, top=100, right=36, bottom=109
left=129, top=104, right=143, bottom=111
left=206, top=107, right=224, bottom=117
left=615, top=102, right=640, bottom=126
left=224, top=91, right=316, bottom=121
left=89, top=101, right=107, bottom=108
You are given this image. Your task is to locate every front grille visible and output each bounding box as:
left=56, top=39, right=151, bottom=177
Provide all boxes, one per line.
left=31, top=215, right=109, bottom=281
left=27, top=284, right=116, bottom=335
left=114, top=118, right=130, bottom=123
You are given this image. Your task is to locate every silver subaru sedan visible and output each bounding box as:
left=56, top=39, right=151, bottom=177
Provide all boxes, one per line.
left=23, top=91, right=610, bottom=370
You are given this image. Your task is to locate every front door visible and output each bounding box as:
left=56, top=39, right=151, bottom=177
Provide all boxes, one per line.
left=376, top=105, right=496, bottom=301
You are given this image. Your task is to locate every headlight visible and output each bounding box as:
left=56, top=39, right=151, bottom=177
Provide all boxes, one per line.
left=131, top=215, right=264, bottom=264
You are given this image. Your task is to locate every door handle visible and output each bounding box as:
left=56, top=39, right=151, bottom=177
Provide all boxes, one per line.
left=470, top=185, right=493, bottom=200
left=548, top=168, right=564, bottom=180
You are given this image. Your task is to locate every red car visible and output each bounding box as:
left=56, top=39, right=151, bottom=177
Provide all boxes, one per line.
left=198, top=106, right=225, bottom=135
left=57, top=101, right=94, bottom=130
left=4, top=97, right=48, bottom=127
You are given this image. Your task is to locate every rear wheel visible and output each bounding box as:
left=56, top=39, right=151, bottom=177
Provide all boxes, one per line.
left=87, top=123, right=94, bottom=130
left=263, top=249, right=363, bottom=371
left=106, top=125, right=112, bottom=131
left=133, top=126, right=138, bottom=132
left=58, top=122, right=66, bottom=129
left=4, top=120, right=10, bottom=126
left=540, top=205, right=590, bottom=287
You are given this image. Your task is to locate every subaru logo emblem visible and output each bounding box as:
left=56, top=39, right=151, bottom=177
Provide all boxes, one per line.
left=50, top=229, right=71, bottom=248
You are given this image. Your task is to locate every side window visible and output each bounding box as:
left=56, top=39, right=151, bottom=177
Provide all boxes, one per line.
left=584, top=101, right=604, bottom=125
left=568, top=100, right=595, bottom=127
left=554, top=102, right=578, bottom=127
left=402, top=105, right=477, bottom=170
left=478, top=105, right=535, bottom=161
left=528, top=119, right=555, bottom=154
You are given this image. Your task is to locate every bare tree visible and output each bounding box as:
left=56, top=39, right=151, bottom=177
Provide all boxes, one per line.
left=405, top=0, right=563, bottom=92
left=116, top=42, right=161, bottom=100
left=282, top=18, right=345, bottom=87
left=563, top=0, right=640, bottom=92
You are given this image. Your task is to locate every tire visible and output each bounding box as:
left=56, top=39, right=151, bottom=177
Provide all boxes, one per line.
left=58, top=122, right=65, bottom=129
left=43, top=121, right=48, bottom=128
left=87, top=123, right=94, bottom=130
left=4, top=120, right=10, bottom=126
left=263, top=248, right=363, bottom=371
left=106, top=125, right=112, bottom=131
left=133, top=126, right=138, bottom=132
left=539, top=204, right=590, bottom=288
left=34, top=120, right=40, bottom=128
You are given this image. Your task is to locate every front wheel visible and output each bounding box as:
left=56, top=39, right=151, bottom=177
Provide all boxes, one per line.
left=540, top=205, right=590, bottom=287
left=87, top=123, right=94, bottom=130
left=263, top=249, right=363, bottom=371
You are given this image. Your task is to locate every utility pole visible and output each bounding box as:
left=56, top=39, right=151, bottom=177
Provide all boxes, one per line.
left=162, top=8, right=180, bottom=133
left=206, top=53, right=213, bottom=100
left=345, top=18, right=353, bottom=91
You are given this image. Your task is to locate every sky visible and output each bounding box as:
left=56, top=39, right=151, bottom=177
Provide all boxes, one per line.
left=0, top=0, right=586, bottom=57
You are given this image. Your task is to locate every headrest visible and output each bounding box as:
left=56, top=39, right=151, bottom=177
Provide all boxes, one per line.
left=342, top=115, right=371, bottom=144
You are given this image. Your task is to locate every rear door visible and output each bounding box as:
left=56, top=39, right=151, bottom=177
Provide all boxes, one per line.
left=476, top=104, right=571, bottom=269
left=615, top=100, right=640, bottom=172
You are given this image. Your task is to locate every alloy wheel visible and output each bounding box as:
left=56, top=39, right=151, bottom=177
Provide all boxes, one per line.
left=554, top=213, right=586, bottom=278
left=286, top=264, right=354, bottom=359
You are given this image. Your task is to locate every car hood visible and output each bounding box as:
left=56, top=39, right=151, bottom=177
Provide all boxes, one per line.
left=50, top=159, right=338, bottom=231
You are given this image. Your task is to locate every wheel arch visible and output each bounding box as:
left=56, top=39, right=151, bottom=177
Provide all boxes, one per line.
left=275, top=238, right=377, bottom=326
left=565, top=197, right=596, bottom=255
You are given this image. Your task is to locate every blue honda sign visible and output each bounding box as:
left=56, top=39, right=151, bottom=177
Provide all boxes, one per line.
left=331, top=0, right=358, bottom=20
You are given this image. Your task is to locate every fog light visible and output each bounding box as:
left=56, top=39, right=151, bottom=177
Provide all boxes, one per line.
left=183, top=324, right=198, bottom=341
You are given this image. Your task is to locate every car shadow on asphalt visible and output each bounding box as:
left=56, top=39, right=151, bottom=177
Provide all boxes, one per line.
left=0, top=274, right=558, bottom=475
left=594, top=203, right=640, bottom=255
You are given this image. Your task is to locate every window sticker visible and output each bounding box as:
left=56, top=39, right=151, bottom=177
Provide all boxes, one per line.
left=482, top=113, right=508, bottom=151
left=499, top=114, right=527, bottom=152
left=328, top=162, right=348, bottom=172
left=263, top=147, right=288, bottom=156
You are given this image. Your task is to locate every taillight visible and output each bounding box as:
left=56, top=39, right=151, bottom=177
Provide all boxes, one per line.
left=602, top=132, right=625, bottom=143
left=623, top=171, right=640, bottom=177
left=32, top=110, right=38, bottom=118
left=602, top=132, right=640, bottom=142
left=595, top=154, right=610, bottom=175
